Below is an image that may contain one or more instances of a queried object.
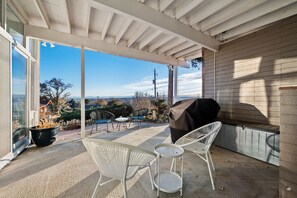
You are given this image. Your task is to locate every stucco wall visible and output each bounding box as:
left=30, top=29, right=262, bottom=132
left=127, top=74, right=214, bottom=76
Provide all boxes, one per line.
left=203, top=14, right=297, bottom=126
left=279, top=86, right=297, bottom=197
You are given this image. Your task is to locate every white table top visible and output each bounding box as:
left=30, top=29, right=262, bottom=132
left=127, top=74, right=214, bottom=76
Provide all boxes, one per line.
left=154, top=143, right=184, bottom=158
left=115, top=117, right=129, bottom=122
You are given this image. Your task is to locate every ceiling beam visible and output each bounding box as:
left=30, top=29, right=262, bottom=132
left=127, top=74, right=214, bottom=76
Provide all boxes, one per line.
left=115, top=18, right=133, bottom=44
left=175, top=0, right=204, bottom=20
left=160, top=0, right=175, bottom=12
left=219, top=2, right=297, bottom=41
left=174, top=45, right=201, bottom=58
left=138, top=30, right=162, bottom=50
left=33, top=0, right=51, bottom=29
left=184, top=50, right=202, bottom=60
left=127, top=24, right=149, bottom=47
left=62, top=0, right=71, bottom=33
left=85, top=4, right=91, bottom=38
left=91, top=0, right=219, bottom=51
left=148, top=35, right=174, bottom=52
left=25, top=25, right=187, bottom=66
left=6, top=0, right=28, bottom=24
left=189, top=0, right=235, bottom=26
left=200, top=0, right=267, bottom=31
left=158, top=38, right=184, bottom=54
left=165, top=42, right=194, bottom=56
left=210, top=0, right=297, bottom=36
left=101, top=12, right=114, bottom=41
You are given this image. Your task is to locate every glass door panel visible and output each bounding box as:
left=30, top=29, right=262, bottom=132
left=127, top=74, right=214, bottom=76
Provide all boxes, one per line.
left=12, top=46, right=28, bottom=152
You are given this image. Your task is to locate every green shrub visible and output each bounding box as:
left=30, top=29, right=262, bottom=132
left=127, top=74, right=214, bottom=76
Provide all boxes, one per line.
left=58, top=103, right=133, bottom=122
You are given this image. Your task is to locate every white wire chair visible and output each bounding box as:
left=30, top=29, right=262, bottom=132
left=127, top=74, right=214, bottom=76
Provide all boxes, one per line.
left=174, top=121, right=222, bottom=190
left=82, top=138, right=157, bottom=198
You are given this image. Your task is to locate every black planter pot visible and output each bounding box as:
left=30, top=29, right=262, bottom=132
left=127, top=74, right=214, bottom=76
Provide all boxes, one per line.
left=30, top=127, right=59, bottom=147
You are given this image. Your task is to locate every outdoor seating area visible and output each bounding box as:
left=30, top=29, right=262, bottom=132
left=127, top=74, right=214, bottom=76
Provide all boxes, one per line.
left=89, top=108, right=153, bottom=134
left=2, top=1, right=297, bottom=197
left=0, top=124, right=279, bottom=198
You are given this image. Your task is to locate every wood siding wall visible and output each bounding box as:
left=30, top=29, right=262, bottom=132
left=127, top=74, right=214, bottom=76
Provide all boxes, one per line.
left=203, top=15, right=297, bottom=126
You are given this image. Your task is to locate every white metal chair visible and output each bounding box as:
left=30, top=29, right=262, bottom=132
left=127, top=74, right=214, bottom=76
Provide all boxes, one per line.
left=82, top=138, right=157, bottom=198
left=174, top=121, right=222, bottom=190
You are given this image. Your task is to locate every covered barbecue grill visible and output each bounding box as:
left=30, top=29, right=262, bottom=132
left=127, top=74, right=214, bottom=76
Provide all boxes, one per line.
left=169, top=98, right=220, bottom=143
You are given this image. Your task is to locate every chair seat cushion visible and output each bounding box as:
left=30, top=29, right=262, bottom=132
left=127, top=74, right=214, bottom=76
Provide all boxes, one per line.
left=95, top=119, right=111, bottom=124
left=131, top=116, right=146, bottom=120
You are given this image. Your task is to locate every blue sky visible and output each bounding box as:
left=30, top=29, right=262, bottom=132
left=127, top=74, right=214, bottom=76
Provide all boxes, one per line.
left=40, top=43, right=202, bottom=97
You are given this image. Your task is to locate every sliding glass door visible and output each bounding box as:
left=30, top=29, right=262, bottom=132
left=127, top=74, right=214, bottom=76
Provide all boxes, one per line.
left=12, top=45, right=29, bottom=155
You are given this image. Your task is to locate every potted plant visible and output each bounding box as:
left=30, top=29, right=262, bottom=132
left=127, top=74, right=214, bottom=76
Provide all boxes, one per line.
left=29, top=118, right=60, bottom=147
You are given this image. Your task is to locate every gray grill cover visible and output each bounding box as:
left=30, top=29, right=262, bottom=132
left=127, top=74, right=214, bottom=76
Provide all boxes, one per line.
left=169, top=98, right=220, bottom=143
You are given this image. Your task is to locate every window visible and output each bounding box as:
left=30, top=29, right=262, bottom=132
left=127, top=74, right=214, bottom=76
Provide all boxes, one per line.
left=6, top=5, right=24, bottom=45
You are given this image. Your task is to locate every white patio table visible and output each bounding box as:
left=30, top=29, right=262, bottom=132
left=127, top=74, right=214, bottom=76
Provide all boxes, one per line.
left=115, top=116, right=130, bottom=131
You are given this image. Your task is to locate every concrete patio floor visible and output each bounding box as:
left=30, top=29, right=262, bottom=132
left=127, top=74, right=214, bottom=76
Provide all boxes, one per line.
left=0, top=124, right=279, bottom=198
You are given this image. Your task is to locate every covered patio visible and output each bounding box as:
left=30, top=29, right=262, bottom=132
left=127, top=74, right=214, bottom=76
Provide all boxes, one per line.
left=0, top=124, right=278, bottom=198
left=1, top=0, right=297, bottom=197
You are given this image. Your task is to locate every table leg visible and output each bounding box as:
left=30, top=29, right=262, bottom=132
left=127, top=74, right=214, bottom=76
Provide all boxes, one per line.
left=180, top=156, right=183, bottom=197
left=157, top=156, right=160, bottom=197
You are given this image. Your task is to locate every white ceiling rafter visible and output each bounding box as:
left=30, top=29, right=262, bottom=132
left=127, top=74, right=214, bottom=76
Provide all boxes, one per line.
left=210, top=0, right=297, bottom=36
left=184, top=49, right=202, bottom=61
left=33, top=0, right=51, bottom=29
left=160, top=0, right=175, bottom=12
left=219, top=2, right=297, bottom=41
left=14, top=0, right=296, bottom=66
left=138, top=30, right=162, bottom=50
left=62, top=0, right=71, bottom=33
left=115, top=18, right=133, bottom=44
left=165, top=42, right=194, bottom=56
left=175, top=0, right=204, bottom=20
left=174, top=45, right=201, bottom=59
left=85, top=4, right=91, bottom=38
left=25, top=25, right=187, bottom=66
left=127, top=24, right=149, bottom=47
left=101, top=12, right=114, bottom=41
left=158, top=38, right=184, bottom=54
left=148, top=35, right=174, bottom=52
left=200, top=0, right=267, bottom=32
left=189, top=0, right=235, bottom=26
left=6, top=0, right=28, bottom=24
left=91, top=0, right=219, bottom=51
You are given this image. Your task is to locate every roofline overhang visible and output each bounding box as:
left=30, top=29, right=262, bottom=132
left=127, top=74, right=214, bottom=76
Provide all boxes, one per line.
left=24, top=25, right=188, bottom=66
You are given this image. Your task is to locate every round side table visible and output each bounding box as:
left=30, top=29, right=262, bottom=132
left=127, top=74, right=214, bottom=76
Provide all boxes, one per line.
left=154, top=143, right=184, bottom=197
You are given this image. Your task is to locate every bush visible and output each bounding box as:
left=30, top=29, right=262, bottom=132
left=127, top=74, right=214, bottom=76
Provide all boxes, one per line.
left=58, top=103, right=133, bottom=122
left=59, top=109, right=81, bottom=122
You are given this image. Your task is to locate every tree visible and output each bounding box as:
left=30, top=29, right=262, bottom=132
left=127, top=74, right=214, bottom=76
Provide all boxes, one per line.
left=107, top=98, right=123, bottom=107
left=85, top=98, right=90, bottom=105
left=68, top=99, right=77, bottom=109
left=191, top=57, right=202, bottom=70
left=132, top=92, right=154, bottom=110
left=40, top=78, right=73, bottom=114
left=95, top=99, right=108, bottom=107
